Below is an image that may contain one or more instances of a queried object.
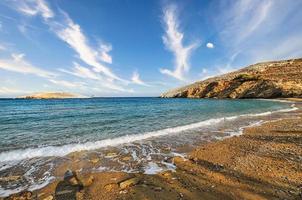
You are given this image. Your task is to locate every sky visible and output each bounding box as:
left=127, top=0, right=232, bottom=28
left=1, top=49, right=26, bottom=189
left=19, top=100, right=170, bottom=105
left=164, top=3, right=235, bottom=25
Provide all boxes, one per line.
left=0, top=0, right=302, bottom=97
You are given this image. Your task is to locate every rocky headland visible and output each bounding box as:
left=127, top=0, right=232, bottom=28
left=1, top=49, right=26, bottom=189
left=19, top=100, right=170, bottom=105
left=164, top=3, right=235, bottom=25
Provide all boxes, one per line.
left=161, top=58, right=302, bottom=99
left=17, top=92, right=83, bottom=99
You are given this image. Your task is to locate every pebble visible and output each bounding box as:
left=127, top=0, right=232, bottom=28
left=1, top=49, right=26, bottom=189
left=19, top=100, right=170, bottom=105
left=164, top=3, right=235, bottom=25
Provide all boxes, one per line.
left=43, top=195, right=54, bottom=200
left=154, top=187, right=162, bottom=191
left=69, top=177, right=80, bottom=185
left=64, top=170, right=74, bottom=180
left=119, top=177, right=140, bottom=189
left=104, top=183, right=118, bottom=192
left=0, top=176, right=20, bottom=182
left=119, top=190, right=128, bottom=194
left=105, top=152, right=118, bottom=158
left=90, top=158, right=100, bottom=164
left=122, top=156, right=131, bottom=161
left=163, top=172, right=171, bottom=177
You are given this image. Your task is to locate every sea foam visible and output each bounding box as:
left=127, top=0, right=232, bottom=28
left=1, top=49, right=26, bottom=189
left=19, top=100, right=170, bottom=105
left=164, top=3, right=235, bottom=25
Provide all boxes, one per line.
left=0, top=105, right=297, bottom=162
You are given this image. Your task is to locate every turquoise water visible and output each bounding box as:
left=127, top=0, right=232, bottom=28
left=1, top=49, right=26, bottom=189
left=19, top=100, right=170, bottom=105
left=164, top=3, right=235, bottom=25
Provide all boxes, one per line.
left=0, top=98, right=292, bottom=158
left=0, top=98, right=296, bottom=196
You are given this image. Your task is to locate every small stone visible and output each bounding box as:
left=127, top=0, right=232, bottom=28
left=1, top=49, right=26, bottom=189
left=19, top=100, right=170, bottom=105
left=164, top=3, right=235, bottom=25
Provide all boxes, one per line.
left=104, top=183, right=118, bottom=191
left=43, top=195, right=53, bottom=200
left=119, top=177, right=139, bottom=189
left=105, top=152, right=118, bottom=158
left=162, top=172, right=171, bottom=177
left=64, top=170, right=74, bottom=180
left=37, top=193, right=45, bottom=198
left=25, top=191, right=32, bottom=199
left=0, top=175, right=20, bottom=182
left=154, top=187, right=162, bottom=191
left=119, top=190, right=128, bottom=194
left=122, top=156, right=131, bottom=161
left=69, top=177, right=79, bottom=185
left=90, top=158, right=100, bottom=164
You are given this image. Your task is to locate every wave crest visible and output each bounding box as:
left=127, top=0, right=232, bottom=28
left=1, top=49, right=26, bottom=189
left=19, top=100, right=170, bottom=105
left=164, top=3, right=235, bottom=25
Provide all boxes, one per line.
left=0, top=106, right=297, bottom=162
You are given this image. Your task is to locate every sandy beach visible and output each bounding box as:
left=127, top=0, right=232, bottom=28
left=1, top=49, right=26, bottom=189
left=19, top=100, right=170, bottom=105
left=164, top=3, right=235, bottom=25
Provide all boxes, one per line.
left=3, top=101, right=301, bottom=200
left=1, top=0, right=302, bottom=199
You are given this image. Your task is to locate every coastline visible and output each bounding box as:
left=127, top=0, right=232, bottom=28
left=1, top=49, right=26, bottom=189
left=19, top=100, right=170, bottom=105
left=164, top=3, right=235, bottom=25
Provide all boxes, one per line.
left=3, top=100, right=301, bottom=200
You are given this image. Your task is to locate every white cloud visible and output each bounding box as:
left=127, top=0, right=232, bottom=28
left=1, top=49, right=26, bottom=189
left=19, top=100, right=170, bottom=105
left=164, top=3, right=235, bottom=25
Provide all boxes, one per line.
left=98, top=44, right=112, bottom=64
left=10, top=0, right=133, bottom=95
left=131, top=71, right=149, bottom=86
left=11, top=0, right=123, bottom=82
left=0, top=53, right=55, bottom=78
left=59, top=62, right=101, bottom=80
left=0, top=86, right=24, bottom=95
left=218, top=0, right=273, bottom=46
left=15, top=0, right=54, bottom=20
left=52, top=14, right=123, bottom=82
left=59, top=63, right=134, bottom=93
left=48, top=79, right=85, bottom=88
left=159, top=4, right=199, bottom=81
left=206, top=43, right=214, bottom=49
left=209, top=0, right=302, bottom=76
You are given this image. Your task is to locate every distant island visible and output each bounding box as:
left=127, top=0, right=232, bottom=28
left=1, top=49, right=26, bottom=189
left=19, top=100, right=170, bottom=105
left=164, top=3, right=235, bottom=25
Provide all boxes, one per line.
left=17, top=92, right=83, bottom=99
left=161, top=58, right=302, bottom=99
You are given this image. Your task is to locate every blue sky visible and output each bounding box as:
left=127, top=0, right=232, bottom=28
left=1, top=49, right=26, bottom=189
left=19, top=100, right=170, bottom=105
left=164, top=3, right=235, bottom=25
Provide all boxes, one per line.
left=0, top=0, right=302, bottom=97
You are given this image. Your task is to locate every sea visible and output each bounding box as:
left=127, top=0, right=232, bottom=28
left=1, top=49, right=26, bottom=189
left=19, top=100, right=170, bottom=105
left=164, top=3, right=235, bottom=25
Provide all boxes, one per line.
left=0, top=97, right=298, bottom=196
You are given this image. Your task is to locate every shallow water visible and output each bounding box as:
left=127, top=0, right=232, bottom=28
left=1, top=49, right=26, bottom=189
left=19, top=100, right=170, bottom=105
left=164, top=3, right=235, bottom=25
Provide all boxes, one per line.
left=0, top=98, right=297, bottom=196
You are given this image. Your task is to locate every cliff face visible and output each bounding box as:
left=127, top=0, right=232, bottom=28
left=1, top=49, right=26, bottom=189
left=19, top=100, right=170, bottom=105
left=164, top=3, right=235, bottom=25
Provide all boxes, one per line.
left=161, top=58, right=302, bottom=99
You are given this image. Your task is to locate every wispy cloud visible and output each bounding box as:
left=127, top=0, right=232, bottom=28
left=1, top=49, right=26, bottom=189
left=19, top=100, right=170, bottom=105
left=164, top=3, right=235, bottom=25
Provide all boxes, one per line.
left=59, top=63, right=134, bottom=93
left=48, top=79, right=85, bottom=88
left=8, top=0, right=133, bottom=94
left=159, top=4, right=199, bottom=81
left=131, top=71, right=150, bottom=86
left=59, top=62, right=101, bottom=80
left=51, top=14, right=123, bottom=81
left=0, top=86, right=27, bottom=95
left=15, top=0, right=54, bottom=20
left=0, top=53, right=55, bottom=78
left=98, top=43, right=112, bottom=64
left=215, top=0, right=302, bottom=64
left=219, top=0, right=272, bottom=46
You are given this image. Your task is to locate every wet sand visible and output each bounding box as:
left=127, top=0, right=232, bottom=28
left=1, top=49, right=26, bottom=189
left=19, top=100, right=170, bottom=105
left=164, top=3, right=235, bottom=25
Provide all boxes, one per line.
left=4, top=103, right=302, bottom=200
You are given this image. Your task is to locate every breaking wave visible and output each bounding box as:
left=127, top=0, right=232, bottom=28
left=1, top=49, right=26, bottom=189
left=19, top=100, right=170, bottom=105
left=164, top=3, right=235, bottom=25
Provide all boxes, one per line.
left=0, top=105, right=297, bottom=162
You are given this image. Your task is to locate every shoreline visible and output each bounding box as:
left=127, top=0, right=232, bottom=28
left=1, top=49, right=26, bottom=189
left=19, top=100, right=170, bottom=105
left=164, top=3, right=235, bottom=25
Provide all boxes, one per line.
left=0, top=100, right=297, bottom=163
left=3, top=101, right=301, bottom=199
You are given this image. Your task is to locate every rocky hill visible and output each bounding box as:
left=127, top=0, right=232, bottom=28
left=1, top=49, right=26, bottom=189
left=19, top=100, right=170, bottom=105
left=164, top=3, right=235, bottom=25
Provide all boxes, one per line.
left=18, top=92, right=82, bottom=99
left=161, top=58, right=302, bottom=99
